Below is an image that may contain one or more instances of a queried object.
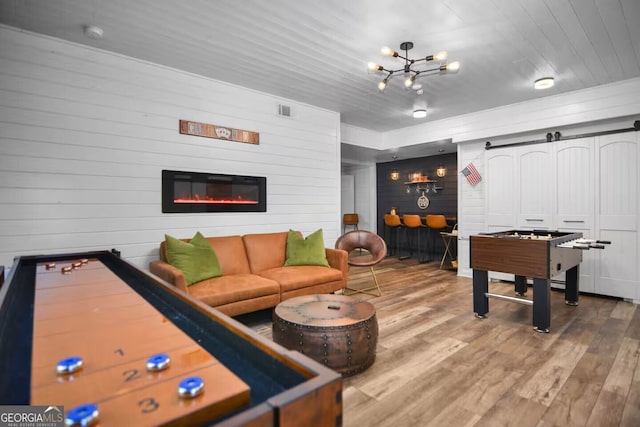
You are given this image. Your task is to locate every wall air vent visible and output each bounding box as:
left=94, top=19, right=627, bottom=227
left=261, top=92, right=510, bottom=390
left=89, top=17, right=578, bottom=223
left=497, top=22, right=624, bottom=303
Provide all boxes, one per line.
left=277, top=104, right=292, bottom=118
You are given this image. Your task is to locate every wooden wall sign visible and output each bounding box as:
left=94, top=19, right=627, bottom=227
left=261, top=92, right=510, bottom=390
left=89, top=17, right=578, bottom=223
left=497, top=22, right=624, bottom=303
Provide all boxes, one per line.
left=179, top=120, right=259, bottom=145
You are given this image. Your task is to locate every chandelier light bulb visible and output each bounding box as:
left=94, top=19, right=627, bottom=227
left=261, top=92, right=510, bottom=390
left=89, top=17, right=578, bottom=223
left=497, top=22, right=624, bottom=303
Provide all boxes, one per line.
left=368, top=62, right=382, bottom=71
left=378, top=79, right=388, bottom=91
left=433, top=51, right=448, bottom=61
left=381, top=46, right=396, bottom=57
left=440, top=61, right=460, bottom=71
left=446, top=61, right=461, bottom=72
left=404, top=75, right=415, bottom=87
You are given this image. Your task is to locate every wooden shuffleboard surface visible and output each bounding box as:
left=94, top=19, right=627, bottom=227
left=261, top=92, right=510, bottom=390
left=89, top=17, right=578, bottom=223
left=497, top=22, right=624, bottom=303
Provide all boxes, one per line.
left=30, top=259, right=250, bottom=426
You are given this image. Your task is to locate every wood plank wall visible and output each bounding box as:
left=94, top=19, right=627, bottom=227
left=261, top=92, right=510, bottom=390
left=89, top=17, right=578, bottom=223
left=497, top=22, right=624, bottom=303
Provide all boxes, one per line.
left=0, top=26, right=342, bottom=270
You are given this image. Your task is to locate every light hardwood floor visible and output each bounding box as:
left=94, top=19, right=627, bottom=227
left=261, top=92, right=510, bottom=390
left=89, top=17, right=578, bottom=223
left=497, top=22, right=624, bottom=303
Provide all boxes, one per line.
left=240, top=256, right=640, bottom=427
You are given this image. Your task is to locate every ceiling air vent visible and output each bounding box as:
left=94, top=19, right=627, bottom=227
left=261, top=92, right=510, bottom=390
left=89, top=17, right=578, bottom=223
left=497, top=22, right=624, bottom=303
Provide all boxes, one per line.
left=277, top=104, right=292, bottom=118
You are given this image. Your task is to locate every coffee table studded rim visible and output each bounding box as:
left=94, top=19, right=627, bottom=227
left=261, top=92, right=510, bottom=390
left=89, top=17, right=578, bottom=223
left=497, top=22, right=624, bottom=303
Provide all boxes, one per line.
left=272, top=294, right=378, bottom=377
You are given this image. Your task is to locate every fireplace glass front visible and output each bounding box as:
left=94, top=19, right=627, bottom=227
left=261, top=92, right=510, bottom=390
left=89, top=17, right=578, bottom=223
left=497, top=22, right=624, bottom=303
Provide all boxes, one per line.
left=162, top=170, right=266, bottom=213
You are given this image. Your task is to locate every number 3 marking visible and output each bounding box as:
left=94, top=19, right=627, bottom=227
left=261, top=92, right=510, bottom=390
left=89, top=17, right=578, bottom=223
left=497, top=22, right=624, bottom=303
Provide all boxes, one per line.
left=138, top=397, right=159, bottom=413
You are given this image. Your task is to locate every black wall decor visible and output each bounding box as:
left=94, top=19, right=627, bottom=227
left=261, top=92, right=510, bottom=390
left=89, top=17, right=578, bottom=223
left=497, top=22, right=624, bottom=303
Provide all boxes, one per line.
left=376, top=153, right=457, bottom=234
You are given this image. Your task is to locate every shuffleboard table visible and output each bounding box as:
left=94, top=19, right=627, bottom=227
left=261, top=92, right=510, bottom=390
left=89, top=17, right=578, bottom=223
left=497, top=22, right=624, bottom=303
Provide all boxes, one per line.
left=0, top=250, right=342, bottom=426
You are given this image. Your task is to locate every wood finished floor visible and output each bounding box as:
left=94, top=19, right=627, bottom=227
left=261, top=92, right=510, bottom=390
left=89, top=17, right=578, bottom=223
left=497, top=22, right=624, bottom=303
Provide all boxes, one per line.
left=240, top=256, right=640, bottom=427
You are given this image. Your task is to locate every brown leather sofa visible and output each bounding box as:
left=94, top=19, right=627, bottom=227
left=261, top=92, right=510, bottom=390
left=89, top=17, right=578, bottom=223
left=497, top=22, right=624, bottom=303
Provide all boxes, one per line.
left=149, top=231, right=348, bottom=316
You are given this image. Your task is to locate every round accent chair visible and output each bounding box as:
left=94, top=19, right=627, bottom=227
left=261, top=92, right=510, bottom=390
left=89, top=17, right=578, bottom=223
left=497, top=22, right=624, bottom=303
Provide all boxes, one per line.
left=335, top=230, right=387, bottom=296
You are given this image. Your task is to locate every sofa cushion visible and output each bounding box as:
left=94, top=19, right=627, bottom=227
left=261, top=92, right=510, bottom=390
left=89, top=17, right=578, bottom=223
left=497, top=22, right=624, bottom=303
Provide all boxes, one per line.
left=164, top=232, right=222, bottom=286
left=160, top=235, right=251, bottom=275
left=186, top=274, right=280, bottom=307
left=243, top=232, right=288, bottom=273
left=284, top=229, right=330, bottom=267
left=259, top=266, right=343, bottom=293
left=205, top=236, right=252, bottom=275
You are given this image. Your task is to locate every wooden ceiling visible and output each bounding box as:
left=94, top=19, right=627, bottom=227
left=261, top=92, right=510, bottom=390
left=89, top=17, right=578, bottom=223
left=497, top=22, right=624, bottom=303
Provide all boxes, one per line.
left=1, top=0, right=639, bottom=132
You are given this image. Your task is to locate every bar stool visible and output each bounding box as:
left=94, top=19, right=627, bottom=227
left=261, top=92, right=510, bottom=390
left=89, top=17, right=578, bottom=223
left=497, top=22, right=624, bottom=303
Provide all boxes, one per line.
left=383, top=214, right=405, bottom=258
left=425, top=214, right=449, bottom=261
left=342, top=213, right=359, bottom=234
left=402, top=214, right=427, bottom=262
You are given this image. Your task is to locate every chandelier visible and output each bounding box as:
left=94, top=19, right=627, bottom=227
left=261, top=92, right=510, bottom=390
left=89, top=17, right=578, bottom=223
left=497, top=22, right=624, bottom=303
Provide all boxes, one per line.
left=368, top=41, right=460, bottom=91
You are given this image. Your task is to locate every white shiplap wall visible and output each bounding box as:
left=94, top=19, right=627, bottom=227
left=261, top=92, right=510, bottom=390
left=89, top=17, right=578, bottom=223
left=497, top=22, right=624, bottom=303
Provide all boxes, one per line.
left=0, top=26, right=342, bottom=271
left=456, top=142, right=485, bottom=277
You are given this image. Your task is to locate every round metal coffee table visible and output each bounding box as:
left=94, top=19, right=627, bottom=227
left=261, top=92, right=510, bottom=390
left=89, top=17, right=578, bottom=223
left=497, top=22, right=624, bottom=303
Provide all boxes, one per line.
left=272, top=294, right=378, bottom=377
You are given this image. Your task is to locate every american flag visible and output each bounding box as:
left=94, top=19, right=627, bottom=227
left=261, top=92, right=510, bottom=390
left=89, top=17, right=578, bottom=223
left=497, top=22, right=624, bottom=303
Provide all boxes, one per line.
left=461, top=162, right=482, bottom=186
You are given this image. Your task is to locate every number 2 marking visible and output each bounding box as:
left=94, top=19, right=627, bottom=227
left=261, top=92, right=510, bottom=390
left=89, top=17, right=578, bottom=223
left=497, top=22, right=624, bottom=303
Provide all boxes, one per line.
left=123, top=369, right=140, bottom=382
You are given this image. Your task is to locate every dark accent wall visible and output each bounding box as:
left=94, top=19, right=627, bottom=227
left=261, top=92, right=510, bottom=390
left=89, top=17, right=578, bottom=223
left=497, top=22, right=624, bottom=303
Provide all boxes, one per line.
left=376, top=152, right=457, bottom=234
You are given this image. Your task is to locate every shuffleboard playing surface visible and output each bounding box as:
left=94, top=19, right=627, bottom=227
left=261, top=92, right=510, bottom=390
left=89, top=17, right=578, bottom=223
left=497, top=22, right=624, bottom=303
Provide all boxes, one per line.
left=30, top=259, right=251, bottom=426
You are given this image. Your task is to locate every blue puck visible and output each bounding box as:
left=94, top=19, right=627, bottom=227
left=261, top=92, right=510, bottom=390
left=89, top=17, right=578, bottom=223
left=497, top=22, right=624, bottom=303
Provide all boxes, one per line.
left=177, top=376, right=204, bottom=398
left=146, top=353, right=171, bottom=371
left=65, top=403, right=98, bottom=426
left=56, top=356, right=83, bottom=375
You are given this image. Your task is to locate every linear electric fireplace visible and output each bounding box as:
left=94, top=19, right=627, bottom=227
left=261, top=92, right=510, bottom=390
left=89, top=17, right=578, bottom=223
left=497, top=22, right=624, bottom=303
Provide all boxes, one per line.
left=162, top=170, right=266, bottom=213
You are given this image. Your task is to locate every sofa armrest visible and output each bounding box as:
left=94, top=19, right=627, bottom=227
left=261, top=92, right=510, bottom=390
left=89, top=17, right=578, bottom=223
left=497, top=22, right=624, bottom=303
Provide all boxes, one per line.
left=325, top=248, right=348, bottom=287
left=149, top=260, right=189, bottom=293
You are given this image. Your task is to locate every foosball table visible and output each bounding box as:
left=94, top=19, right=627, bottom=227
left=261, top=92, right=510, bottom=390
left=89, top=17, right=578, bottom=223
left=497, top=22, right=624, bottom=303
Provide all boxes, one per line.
left=0, top=250, right=342, bottom=426
left=470, top=230, right=610, bottom=333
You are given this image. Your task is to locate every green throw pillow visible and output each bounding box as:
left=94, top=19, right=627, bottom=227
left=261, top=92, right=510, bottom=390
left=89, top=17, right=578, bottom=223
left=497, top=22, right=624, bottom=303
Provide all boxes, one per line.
left=164, top=232, right=222, bottom=286
left=284, top=229, right=330, bottom=267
